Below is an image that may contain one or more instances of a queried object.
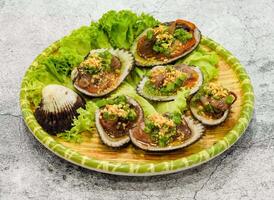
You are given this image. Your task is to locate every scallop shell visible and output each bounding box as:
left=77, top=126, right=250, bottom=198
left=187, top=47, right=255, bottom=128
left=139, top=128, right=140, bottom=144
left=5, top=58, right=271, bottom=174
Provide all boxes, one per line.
left=131, top=20, right=201, bottom=67
left=71, top=48, right=134, bottom=97
left=95, top=96, right=144, bottom=148
left=129, top=116, right=204, bottom=151
left=189, top=87, right=237, bottom=126
left=34, top=84, right=85, bottom=134
left=190, top=103, right=230, bottom=126
left=137, top=64, right=203, bottom=101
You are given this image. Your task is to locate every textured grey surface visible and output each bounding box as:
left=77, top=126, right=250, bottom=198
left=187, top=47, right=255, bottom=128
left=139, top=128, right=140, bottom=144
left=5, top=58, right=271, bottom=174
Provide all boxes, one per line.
left=0, top=0, right=274, bottom=199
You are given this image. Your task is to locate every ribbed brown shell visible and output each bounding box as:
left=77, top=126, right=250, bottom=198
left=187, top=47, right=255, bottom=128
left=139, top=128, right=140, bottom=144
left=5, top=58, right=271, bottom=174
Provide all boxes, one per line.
left=35, top=95, right=85, bottom=135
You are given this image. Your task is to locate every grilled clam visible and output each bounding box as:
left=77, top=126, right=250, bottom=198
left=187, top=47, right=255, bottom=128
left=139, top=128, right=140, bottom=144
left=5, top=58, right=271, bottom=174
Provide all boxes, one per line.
left=95, top=95, right=143, bottom=147
left=137, top=64, right=203, bottom=101
left=71, top=49, right=134, bottom=97
left=190, top=82, right=237, bottom=126
left=129, top=113, right=204, bottom=151
left=131, top=19, right=201, bottom=67
left=34, top=84, right=85, bottom=134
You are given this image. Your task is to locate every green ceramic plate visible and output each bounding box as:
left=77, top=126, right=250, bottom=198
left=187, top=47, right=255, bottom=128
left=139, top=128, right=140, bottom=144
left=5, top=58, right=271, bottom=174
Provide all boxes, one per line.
left=20, top=35, right=254, bottom=176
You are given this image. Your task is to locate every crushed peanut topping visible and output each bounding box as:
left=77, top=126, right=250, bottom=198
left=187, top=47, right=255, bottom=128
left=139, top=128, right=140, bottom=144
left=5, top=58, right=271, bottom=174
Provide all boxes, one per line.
left=80, top=54, right=102, bottom=68
left=101, top=104, right=128, bottom=118
left=156, top=33, right=173, bottom=41
left=153, top=25, right=167, bottom=35
left=148, top=114, right=175, bottom=129
left=204, top=82, right=229, bottom=98
left=150, top=68, right=184, bottom=86
left=148, top=114, right=175, bottom=136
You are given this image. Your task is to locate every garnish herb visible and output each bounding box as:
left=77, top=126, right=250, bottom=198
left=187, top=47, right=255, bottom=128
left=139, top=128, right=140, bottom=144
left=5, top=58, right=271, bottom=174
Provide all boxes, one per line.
left=146, top=30, right=154, bottom=40
left=80, top=50, right=113, bottom=75
left=144, top=114, right=180, bottom=147
left=174, top=29, right=192, bottom=44
left=225, top=95, right=234, bottom=105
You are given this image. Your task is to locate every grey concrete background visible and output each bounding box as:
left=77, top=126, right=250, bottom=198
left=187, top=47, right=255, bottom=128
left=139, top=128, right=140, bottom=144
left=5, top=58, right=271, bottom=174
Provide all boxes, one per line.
left=0, top=0, right=273, bottom=199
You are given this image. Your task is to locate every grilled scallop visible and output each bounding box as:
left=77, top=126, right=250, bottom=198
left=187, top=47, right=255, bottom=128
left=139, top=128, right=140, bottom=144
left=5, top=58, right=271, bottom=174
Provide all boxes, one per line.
left=190, top=82, right=237, bottom=126
left=95, top=96, right=143, bottom=147
left=131, top=19, right=201, bottom=67
left=137, top=64, right=203, bottom=101
left=129, top=113, right=204, bottom=151
left=71, top=49, right=134, bottom=97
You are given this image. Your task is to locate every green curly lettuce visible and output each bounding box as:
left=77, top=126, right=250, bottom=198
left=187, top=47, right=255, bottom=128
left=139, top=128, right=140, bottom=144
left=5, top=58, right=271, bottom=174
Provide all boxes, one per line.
left=90, top=22, right=112, bottom=49
left=43, top=24, right=111, bottom=84
left=99, top=10, right=137, bottom=49
left=99, top=10, right=159, bottom=49
left=42, top=26, right=95, bottom=83
left=43, top=49, right=83, bottom=83
left=57, top=101, right=98, bottom=143
left=126, top=66, right=150, bottom=87
left=133, top=13, right=160, bottom=37
left=59, top=26, right=93, bottom=57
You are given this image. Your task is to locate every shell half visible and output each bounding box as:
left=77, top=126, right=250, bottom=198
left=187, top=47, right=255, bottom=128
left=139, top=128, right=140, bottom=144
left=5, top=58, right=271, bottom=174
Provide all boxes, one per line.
left=34, top=84, right=85, bottom=134
left=189, top=84, right=237, bottom=126
left=131, top=20, right=201, bottom=67
left=95, top=97, right=144, bottom=148
left=71, top=48, right=134, bottom=97
left=190, top=105, right=229, bottom=126
left=129, top=116, right=204, bottom=151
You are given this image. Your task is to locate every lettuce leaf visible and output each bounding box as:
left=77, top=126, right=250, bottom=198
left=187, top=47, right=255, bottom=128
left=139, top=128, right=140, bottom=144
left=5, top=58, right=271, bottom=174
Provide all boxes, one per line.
left=99, top=10, right=159, bottom=49
left=90, top=22, right=112, bottom=49
left=59, top=26, right=93, bottom=57
left=133, top=13, right=160, bottom=37
left=153, top=90, right=189, bottom=114
left=40, top=25, right=106, bottom=86
left=57, top=101, right=98, bottom=143
left=177, top=48, right=219, bottom=83
left=43, top=49, right=83, bottom=83
left=125, top=67, right=149, bottom=87
left=99, top=10, right=137, bottom=49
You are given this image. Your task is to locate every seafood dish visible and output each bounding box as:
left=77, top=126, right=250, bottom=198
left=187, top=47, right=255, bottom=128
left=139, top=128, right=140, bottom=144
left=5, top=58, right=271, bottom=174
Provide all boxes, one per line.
left=131, top=20, right=201, bottom=66
left=25, top=10, right=238, bottom=152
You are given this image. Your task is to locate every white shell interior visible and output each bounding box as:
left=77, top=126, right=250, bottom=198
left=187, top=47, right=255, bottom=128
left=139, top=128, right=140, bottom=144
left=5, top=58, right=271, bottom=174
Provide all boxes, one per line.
left=41, top=84, right=78, bottom=113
